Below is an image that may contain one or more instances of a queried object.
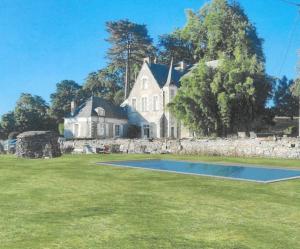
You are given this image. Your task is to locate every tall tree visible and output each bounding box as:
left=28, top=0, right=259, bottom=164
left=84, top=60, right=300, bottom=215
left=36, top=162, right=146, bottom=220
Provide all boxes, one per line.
left=273, top=76, right=298, bottom=119
left=169, top=0, right=273, bottom=136
left=14, top=93, right=54, bottom=131
left=106, top=19, right=155, bottom=99
left=158, top=30, right=195, bottom=64
left=83, top=65, right=123, bottom=104
left=0, top=111, right=16, bottom=137
left=50, top=80, right=83, bottom=122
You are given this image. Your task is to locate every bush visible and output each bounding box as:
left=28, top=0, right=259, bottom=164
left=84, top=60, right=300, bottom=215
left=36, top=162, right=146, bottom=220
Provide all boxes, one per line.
left=0, top=142, right=4, bottom=154
left=283, top=126, right=298, bottom=137
left=8, top=132, right=19, bottom=140
left=61, top=145, right=74, bottom=154
left=58, top=123, right=64, bottom=136
left=127, top=125, right=141, bottom=138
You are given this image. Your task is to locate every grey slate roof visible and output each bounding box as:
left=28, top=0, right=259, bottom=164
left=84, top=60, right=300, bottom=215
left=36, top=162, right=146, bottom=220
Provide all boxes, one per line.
left=148, top=62, right=191, bottom=88
left=70, top=96, right=127, bottom=119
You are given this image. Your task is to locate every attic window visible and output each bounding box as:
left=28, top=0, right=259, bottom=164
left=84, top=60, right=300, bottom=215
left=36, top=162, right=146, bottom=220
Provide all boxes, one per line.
left=142, top=77, right=148, bottom=90
left=95, top=107, right=105, bottom=116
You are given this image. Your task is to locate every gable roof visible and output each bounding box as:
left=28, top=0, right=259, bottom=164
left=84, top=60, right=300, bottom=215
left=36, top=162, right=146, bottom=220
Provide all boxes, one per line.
left=69, top=96, right=127, bottom=119
left=147, top=62, right=191, bottom=88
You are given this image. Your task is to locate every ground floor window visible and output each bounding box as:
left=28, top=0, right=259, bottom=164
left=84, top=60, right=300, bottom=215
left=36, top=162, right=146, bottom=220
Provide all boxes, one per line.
left=98, top=123, right=105, bottom=136
left=143, top=124, right=150, bottom=138
left=170, top=127, right=176, bottom=138
left=115, top=125, right=120, bottom=137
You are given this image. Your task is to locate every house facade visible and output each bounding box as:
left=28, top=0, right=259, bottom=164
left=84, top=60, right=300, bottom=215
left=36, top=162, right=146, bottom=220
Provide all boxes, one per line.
left=64, top=58, right=218, bottom=139
left=64, top=96, right=127, bottom=139
left=123, top=58, right=193, bottom=139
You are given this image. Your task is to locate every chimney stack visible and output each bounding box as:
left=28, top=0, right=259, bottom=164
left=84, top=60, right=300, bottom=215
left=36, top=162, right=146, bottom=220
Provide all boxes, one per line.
left=143, top=57, right=151, bottom=65
left=180, top=61, right=186, bottom=70
left=71, top=100, right=76, bottom=115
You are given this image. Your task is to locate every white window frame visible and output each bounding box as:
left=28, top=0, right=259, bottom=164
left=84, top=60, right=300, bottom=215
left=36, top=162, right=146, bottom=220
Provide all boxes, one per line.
left=141, top=77, right=148, bottom=90
left=95, top=107, right=105, bottom=116
left=153, top=95, right=159, bottom=111
left=170, top=89, right=176, bottom=99
left=98, top=123, right=105, bottom=136
left=141, top=97, right=148, bottom=112
left=115, top=124, right=120, bottom=137
left=132, top=97, right=137, bottom=110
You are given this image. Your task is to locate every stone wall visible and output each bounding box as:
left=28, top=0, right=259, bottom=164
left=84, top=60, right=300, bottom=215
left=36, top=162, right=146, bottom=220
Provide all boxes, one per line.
left=16, top=131, right=61, bottom=159
left=62, top=137, right=300, bottom=159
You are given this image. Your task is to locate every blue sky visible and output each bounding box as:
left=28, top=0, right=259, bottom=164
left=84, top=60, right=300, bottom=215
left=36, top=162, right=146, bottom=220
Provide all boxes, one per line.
left=0, top=0, right=299, bottom=116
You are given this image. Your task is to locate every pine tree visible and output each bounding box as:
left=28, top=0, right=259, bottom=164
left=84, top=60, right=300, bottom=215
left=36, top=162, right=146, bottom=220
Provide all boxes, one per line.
left=106, top=19, right=155, bottom=99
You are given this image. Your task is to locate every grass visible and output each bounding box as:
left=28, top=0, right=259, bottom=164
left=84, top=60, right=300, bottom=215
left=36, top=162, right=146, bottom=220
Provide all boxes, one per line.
left=0, top=154, right=300, bottom=249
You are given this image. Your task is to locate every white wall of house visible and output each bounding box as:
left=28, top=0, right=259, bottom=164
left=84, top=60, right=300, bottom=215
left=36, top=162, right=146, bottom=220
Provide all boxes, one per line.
left=126, top=63, right=166, bottom=138
left=64, top=116, right=127, bottom=139
left=64, top=117, right=92, bottom=139
left=126, top=62, right=190, bottom=139
left=90, top=116, right=127, bottom=139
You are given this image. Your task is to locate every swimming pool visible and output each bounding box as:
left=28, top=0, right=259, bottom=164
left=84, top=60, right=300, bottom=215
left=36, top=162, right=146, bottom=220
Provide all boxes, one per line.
left=97, top=159, right=300, bottom=183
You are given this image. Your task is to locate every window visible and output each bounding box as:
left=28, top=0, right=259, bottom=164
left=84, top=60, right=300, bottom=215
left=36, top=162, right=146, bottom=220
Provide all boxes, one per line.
left=132, top=98, right=137, bottom=110
left=142, top=78, right=148, bottom=90
left=143, top=125, right=150, bottom=138
left=98, top=123, right=105, bottom=136
left=141, top=97, right=147, bottom=112
left=115, top=125, right=120, bottom=137
left=170, top=89, right=175, bottom=99
left=153, top=96, right=159, bottom=111
left=171, top=127, right=175, bottom=138
left=95, top=107, right=105, bottom=116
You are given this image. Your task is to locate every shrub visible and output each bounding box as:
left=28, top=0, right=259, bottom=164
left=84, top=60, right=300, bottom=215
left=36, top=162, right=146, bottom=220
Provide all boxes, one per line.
left=283, top=126, right=298, bottom=137
left=127, top=125, right=141, bottom=138
left=8, top=131, right=19, bottom=140
left=58, top=123, right=64, bottom=136
left=61, top=145, right=74, bottom=154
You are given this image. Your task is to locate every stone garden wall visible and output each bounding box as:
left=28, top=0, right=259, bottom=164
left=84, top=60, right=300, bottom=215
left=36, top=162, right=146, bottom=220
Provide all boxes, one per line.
left=62, top=137, right=300, bottom=159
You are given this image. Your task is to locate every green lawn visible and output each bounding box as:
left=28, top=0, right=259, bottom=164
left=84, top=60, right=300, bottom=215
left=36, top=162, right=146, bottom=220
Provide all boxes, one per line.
left=0, top=154, right=300, bottom=249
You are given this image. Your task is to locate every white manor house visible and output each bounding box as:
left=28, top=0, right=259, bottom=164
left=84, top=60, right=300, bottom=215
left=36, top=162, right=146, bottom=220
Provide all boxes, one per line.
left=64, top=58, right=218, bottom=139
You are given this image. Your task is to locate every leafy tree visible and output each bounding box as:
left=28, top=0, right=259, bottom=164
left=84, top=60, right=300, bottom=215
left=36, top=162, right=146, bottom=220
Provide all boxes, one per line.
left=169, top=61, right=218, bottom=136
left=273, top=76, right=298, bottom=119
left=50, top=80, right=83, bottom=122
left=83, top=65, right=123, bottom=104
left=106, top=19, right=155, bottom=98
left=169, top=0, right=273, bottom=136
left=181, top=0, right=264, bottom=62
left=0, top=112, right=16, bottom=138
left=14, top=93, right=54, bottom=132
left=158, top=30, right=195, bottom=64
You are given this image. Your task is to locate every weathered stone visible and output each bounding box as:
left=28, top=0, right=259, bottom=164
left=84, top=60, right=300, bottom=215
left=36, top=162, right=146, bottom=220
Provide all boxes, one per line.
left=61, top=137, right=300, bottom=159
left=16, top=131, right=61, bottom=159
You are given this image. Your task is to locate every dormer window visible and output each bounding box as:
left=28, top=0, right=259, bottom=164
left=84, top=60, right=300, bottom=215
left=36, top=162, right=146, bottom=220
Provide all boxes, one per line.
left=94, top=107, right=105, bottom=116
left=142, top=77, right=148, bottom=90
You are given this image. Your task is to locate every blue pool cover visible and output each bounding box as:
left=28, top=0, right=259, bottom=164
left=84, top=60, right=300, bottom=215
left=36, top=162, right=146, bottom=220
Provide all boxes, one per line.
left=97, top=159, right=300, bottom=183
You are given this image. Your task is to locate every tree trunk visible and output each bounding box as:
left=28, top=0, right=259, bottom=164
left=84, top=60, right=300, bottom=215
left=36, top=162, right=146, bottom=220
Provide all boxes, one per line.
left=124, top=43, right=131, bottom=100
